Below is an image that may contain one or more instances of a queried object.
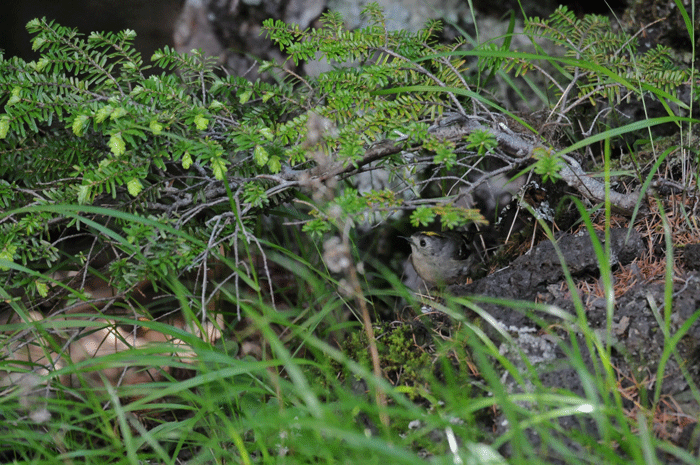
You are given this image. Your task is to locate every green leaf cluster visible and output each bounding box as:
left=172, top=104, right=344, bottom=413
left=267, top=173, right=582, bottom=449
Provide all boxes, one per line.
left=263, top=5, right=470, bottom=161
left=1, top=3, right=689, bottom=301
left=520, top=5, right=690, bottom=103
left=0, top=7, right=487, bottom=298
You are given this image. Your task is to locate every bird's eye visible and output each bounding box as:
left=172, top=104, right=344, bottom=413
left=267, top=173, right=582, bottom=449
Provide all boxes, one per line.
left=419, top=239, right=427, bottom=247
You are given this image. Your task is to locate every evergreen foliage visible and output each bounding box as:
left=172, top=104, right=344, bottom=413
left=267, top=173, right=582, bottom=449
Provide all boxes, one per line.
left=0, top=3, right=692, bottom=315
left=520, top=5, right=691, bottom=104
left=0, top=5, right=493, bottom=301
left=1, top=2, right=695, bottom=306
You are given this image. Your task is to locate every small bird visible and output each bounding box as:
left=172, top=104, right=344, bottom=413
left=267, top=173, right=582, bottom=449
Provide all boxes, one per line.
left=406, top=231, right=475, bottom=286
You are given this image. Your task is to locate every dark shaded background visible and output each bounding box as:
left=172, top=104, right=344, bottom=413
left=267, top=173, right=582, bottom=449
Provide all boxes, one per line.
left=0, top=0, right=182, bottom=61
